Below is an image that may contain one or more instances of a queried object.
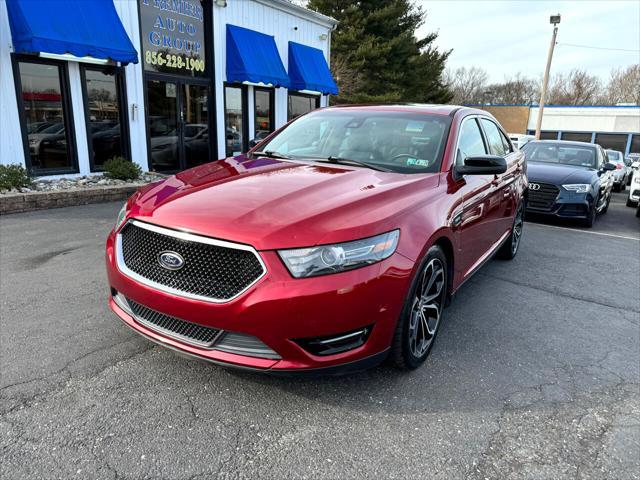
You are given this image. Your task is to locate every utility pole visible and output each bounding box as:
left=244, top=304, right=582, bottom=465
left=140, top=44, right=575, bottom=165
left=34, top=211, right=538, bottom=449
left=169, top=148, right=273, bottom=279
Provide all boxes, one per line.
left=535, top=14, right=561, bottom=140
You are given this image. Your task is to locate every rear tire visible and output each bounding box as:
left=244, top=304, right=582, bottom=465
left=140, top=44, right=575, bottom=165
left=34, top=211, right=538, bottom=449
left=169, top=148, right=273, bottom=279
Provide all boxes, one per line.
left=620, top=182, right=626, bottom=192
left=497, top=201, right=524, bottom=260
left=391, top=246, right=448, bottom=370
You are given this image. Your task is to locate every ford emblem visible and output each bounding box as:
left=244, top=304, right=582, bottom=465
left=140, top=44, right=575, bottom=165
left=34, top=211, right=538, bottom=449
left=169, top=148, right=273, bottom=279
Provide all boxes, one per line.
left=158, top=251, right=185, bottom=271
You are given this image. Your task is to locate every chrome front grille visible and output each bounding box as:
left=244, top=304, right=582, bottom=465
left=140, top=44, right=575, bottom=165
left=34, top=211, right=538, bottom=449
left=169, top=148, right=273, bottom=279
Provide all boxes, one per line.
left=127, top=297, right=221, bottom=348
left=528, top=183, right=560, bottom=211
left=117, top=220, right=266, bottom=302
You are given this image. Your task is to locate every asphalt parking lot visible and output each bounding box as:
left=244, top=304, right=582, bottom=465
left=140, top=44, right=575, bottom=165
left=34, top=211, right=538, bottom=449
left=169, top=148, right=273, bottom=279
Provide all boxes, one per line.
left=1, top=191, right=639, bottom=480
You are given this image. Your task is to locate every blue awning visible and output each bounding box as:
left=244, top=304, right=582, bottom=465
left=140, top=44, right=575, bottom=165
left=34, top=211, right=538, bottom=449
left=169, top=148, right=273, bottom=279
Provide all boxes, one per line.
left=226, top=25, right=290, bottom=87
left=6, top=0, right=138, bottom=64
left=288, top=42, right=338, bottom=95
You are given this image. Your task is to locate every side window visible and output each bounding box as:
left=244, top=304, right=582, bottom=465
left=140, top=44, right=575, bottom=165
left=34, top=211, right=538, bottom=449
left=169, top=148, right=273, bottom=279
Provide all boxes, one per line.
left=480, top=118, right=508, bottom=156
left=456, top=118, right=487, bottom=166
left=499, top=130, right=513, bottom=154
left=597, top=147, right=605, bottom=169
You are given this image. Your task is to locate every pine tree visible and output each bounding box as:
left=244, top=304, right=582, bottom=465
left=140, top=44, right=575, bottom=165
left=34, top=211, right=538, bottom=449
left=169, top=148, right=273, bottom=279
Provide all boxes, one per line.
left=308, top=0, right=453, bottom=104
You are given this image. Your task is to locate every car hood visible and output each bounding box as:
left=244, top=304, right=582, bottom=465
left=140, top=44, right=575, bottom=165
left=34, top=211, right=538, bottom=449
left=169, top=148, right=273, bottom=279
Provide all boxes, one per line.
left=128, top=156, right=441, bottom=250
left=527, top=161, right=596, bottom=185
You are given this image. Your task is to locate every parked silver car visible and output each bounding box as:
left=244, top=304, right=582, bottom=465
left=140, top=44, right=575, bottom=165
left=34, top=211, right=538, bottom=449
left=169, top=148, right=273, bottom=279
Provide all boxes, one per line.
left=606, top=150, right=630, bottom=191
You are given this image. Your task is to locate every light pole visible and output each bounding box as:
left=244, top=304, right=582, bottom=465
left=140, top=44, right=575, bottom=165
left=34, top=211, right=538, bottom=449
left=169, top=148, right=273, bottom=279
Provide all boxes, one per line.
left=535, top=14, right=560, bottom=140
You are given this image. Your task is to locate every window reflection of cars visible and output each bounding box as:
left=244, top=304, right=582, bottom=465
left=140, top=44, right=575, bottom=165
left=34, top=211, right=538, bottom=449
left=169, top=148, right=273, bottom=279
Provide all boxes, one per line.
left=225, top=127, right=241, bottom=156
left=92, top=124, right=122, bottom=164
left=28, top=123, right=65, bottom=156
left=150, top=123, right=208, bottom=167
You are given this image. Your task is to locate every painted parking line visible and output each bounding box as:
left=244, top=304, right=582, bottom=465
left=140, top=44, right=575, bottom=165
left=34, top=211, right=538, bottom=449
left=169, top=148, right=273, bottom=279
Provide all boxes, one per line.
left=528, top=222, right=640, bottom=241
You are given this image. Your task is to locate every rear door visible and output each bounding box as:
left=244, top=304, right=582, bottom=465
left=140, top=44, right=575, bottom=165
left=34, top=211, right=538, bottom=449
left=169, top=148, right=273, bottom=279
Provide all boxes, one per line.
left=479, top=118, right=521, bottom=234
left=452, top=117, right=494, bottom=278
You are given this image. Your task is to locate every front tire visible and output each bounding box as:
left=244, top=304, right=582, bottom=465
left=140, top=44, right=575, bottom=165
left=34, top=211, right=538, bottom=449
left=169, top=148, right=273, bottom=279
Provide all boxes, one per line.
left=627, top=198, right=637, bottom=208
left=391, top=246, right=447, bottom=370
left=583, top=202, right=597, bottom=228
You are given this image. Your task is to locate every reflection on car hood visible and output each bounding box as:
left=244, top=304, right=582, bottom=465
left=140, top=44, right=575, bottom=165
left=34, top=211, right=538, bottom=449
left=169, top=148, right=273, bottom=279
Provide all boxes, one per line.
left=527, top=161, right=596, bottom=185
left=129, top=156, right=441, bottom=250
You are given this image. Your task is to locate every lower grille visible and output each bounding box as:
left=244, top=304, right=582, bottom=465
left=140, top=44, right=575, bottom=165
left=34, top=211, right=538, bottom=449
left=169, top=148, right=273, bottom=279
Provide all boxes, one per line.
left=559, top=204, right=587, bottom=216
left=126, top=298, right=221, bottom=348
left=528, top=183, right=560, bottom=211
left=113, top=293, right=280, bottom=359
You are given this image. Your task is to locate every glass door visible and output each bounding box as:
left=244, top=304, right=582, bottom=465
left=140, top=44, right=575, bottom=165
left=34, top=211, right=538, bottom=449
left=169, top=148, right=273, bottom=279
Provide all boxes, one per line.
left=183, top=84, right=210, bottom=169
left=147, top=79, right=211, bottom=172
left=147, top=79, right=180, bottom=172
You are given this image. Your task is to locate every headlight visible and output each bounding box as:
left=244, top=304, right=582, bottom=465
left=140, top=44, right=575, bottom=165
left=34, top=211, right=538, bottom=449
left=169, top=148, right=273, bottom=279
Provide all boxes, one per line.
left=562, top=184, right=590, bottom=193
left=278, top=230, right=400, bottom=278
left=114, top=202, right=128, bottom=231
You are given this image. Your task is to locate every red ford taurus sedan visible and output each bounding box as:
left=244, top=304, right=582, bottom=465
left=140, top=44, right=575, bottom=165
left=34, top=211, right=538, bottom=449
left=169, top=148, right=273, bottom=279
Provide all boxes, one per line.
left=106, top=105, right=526, bottom=374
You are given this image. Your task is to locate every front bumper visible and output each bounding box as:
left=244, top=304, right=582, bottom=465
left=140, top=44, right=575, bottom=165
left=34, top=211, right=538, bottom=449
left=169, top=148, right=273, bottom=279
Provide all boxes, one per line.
left=629, top=187, right=640, bottom=203
left=106, top=230, right=414, bottom=373
left=526, top=189, right=594, bottom=219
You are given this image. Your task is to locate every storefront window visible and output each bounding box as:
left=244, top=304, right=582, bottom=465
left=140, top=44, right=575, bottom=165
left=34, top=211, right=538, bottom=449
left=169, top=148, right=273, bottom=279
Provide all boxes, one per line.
left=17, top=60, right=75, bottom=174
left=630, top=134, right=640, bottom=155
left=595, top=133, right=628, bottom=152
left=81, top=67, right=128, bottom=170
left=254, top=88, right=274, bottom=141
left=288, top=93, right=320, bottom=121
left=539, top=131, right=559, bottom=140
left=225, top=85, right=246, bottom=157
left=254, top=88, right=274, bottom=142
left=560, top=132, right=592, bottom=143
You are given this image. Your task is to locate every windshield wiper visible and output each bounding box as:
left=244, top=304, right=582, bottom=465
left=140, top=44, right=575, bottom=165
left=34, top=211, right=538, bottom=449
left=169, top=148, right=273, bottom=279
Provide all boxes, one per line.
left=320, top=156, right=392, bottom=172
left=251, top=150, right=292, bottom=160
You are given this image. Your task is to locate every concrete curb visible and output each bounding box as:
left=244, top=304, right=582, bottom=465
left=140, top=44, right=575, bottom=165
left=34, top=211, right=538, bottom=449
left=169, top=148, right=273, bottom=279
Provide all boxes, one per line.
left=0, top=185, right=140, bottom=215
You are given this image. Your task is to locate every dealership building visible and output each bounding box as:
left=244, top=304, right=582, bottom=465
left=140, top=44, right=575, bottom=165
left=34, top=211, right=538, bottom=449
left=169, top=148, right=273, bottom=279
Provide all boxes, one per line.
left=0, top=0, right=338, bottom=178
left=478, top=105, right=640, bottom=157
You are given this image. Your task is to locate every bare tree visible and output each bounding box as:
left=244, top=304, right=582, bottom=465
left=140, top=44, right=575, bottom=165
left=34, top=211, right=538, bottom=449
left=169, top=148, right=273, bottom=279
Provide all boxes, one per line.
left=602, top=65, right=640, bottom=105
left=486, top=73, right=540, bottom=105
left=444, top=66, right=489, bottom=105
left=547, top=69, right=603, bottom=105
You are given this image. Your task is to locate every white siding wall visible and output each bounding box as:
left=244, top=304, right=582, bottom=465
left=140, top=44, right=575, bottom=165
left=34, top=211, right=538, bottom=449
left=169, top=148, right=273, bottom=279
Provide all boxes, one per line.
left=0, top=0, right=25, bottom=167
left=528, top=106, right=640, bottom=133
left=212, top=0, right=333, bottom=159
left=114, top=0, right=148, bottom=172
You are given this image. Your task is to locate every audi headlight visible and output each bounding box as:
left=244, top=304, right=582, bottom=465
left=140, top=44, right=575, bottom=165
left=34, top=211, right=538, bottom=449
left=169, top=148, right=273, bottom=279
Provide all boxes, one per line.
left=114, top=202, right=128, bottom=231
left=278, top=230, right=400, bottom=278
left=562, top=184, right=590, bottom=193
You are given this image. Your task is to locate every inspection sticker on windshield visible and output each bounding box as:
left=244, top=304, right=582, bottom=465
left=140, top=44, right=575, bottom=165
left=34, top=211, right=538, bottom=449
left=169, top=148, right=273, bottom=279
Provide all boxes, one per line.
left=405, top=121, right=425, bottom=133
left=406, top=157, right=429, bottom=166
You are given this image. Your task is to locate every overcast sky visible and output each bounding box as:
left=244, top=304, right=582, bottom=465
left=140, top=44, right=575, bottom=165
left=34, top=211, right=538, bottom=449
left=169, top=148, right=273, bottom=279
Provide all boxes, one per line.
left=418, top=0, right=640, bottom=82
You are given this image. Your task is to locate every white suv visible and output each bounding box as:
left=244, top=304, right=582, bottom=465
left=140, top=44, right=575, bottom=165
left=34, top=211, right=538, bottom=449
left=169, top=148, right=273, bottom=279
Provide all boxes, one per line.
left=627, top=168, right=640, bottom=207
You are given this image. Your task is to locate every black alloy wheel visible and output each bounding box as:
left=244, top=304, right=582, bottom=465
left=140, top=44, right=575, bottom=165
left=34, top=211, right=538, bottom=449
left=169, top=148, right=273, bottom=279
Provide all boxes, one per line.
left=391, top=245, right=448, bottom=370
left=497, top=201, right=524, bottom=260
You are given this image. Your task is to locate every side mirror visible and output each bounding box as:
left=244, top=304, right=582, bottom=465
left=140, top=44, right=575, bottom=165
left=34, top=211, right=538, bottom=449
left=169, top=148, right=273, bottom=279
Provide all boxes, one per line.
left=456, top=155, right=507, bottom=176
left=603, top=162, right=617, bottom=171
left=248, top=138, right=259, bottom=149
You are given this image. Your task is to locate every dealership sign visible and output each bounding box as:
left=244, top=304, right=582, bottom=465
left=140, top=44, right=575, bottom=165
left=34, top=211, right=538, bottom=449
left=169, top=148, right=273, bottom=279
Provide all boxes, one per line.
left=139, top=0, right=206, bottom=76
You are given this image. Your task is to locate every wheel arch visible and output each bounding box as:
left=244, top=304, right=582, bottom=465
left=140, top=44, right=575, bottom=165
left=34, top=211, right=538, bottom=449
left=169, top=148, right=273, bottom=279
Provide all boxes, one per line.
left=432, top=235, right=455, bottom=303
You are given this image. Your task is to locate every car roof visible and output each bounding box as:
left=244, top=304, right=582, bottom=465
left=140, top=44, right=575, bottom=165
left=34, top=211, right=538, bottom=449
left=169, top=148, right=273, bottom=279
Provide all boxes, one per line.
left=526, top=139, right=598, bottom=149
left=320, top=104, right=488, bottom=117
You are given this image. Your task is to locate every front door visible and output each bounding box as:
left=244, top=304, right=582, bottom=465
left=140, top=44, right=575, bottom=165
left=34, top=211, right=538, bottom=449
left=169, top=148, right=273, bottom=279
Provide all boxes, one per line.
left=146, top=79, right=211, bottom=172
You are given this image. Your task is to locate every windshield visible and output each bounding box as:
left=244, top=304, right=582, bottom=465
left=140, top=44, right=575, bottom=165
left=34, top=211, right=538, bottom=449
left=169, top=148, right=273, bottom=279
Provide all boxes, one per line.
left=522, top=142, right=597, bottom=169
left=606, top=151, right=623, bottom=163
left=259, top=110, right=451, bottom=173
